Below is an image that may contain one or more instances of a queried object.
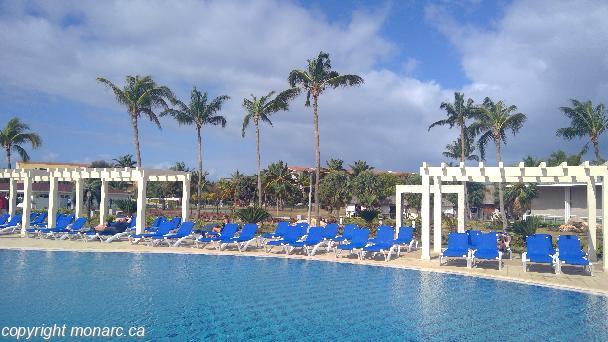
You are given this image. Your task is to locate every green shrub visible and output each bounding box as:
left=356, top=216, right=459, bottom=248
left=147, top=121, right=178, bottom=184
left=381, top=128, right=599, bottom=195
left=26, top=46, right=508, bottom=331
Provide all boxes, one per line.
left=114, top=199, right=136, bottom=214
left=235, top=207, right=271, bottom=224
left=359, top=209, right=378, bottom=226
left=508, top=216, right=542, bottom=240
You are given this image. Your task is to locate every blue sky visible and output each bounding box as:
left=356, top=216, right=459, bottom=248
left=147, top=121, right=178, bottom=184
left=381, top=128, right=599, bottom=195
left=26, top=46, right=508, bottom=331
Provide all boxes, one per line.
left=1, top=0, right=607, bottom=178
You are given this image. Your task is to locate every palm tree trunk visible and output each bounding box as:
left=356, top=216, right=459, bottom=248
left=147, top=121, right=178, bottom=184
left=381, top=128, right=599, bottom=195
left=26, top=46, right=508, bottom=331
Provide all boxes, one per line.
left=130, top=113, right=142, bottom=167
left=313, top=94, right=321, bottom=223
left=196, top=126, right=203, bottom=219
left=255, top=121, right=262, bottom=207
left=495, top=139, right=507, bottom=232
left=592, top=137, right=601, bottom=162
left=459, top=124, right=469, bottom=223
left=6, top=147, right=11, bottom=169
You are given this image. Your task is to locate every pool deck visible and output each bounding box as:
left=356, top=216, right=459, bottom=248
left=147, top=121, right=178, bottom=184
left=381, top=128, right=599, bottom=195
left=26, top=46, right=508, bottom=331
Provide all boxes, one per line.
left=0, top=233, right=606, bottom=296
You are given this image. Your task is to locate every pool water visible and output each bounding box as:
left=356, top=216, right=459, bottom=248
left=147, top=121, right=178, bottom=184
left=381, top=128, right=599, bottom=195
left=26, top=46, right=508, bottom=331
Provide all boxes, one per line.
left=0, top=250, right=607, bottom=341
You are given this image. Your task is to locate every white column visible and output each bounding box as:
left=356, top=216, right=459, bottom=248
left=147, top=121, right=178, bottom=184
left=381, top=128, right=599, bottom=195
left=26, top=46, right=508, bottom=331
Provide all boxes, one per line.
left=564, top=186, right=571, bottom=223
left=99, top=179, right=108, bottom=225
left=8, top=178, right=16, bottom=217
left=421, top=174, right=431, bottom=260
left=587, top=180, right=598, bottom=261
left=602, top=178, right=608, bottom=271
left=74, top=179, right=83, bottom=218
left=47, top=176, right=58, bottom=227
left=433, top=177, right=442, bottom=254
left=395, top=187, right=402, bottom=236
left=20, top=176, right=32, bottom=236
left=136, top=175, right=147, bottom=234
left=181, top=176, right=190, bottom=222
left=457, top=185, right=465, bottom=233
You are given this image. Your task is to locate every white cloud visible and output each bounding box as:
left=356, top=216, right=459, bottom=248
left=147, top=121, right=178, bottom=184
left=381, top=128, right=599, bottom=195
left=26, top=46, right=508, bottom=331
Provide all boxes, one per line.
left=428, top=0, right=608, bottom=162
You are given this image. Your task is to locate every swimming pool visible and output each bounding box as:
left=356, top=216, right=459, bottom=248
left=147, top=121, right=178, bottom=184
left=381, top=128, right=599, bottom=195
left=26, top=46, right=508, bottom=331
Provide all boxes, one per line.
left=0, top=250, right=606, bottom=341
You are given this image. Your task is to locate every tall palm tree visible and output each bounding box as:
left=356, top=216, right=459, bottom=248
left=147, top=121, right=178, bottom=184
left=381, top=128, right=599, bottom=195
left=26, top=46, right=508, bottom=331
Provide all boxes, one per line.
left=556, top=99, right=608, bottom=163
left=96, top=75, right=174, bottom=167
left=166, top=87, right=229, bottom=218
left=288, top=51, right=364, bottom=222
left=429, top=92, right=478, bottom=222
left=0, top=117, right=42, bottom=168
left=443, top=137, right=479, bottom=162
left=241, top=88, right=299, bottom=207
left=471, top=97, right=527, bottom=231
left=349, top=160, right=373, bottom=177
left=112, top=154, right=136, bottom=168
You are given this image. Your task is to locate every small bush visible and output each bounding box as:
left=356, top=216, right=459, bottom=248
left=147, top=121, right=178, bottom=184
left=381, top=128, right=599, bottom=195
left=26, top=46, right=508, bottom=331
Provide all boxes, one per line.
left=508, top=216, right=542, bottom=240
left=236, top=207, right=271, bottom=224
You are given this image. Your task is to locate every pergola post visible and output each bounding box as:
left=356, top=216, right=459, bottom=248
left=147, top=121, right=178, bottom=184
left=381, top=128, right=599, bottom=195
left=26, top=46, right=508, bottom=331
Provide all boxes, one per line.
left=587, top=179, right=598, bottom=261
left=136, top=174, right=147, bottom=235
left=564, top=187, right=571, bottom=223
left=433, top=176, right=442, bottom=253
left=47, top=176, right=58, bottom=228
left=20, top=175, right=32, bottom=236
left=8, top=178, right=16, bottom=217
left=99, top=179, right=108, bottom=225
left=421, top=173, right=431, bottom=260
left=602, top=178, right=608, bottom=271
left=457, top=184, right=465, bottom=232
left=395, top=187, right=402, bottom=236
left=181, top=175, right=190, bottom=223
left=74, top=179, right=83, bottom=218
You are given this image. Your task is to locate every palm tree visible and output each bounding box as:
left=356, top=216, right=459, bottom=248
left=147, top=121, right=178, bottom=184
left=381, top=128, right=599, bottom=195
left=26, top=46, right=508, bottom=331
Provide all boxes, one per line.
left=264, top=161, right=297, bottom=215
left=0, top=117, right=42, bottom=168
left=505, top=183, right=538, bottom=220
left=556, top=99, right=608, bottom=163
left=522, top=155, right=542, bottom=167
left=288, top=51, right=364, bottom=222
left=429, top=92, right=479, bottom=223
left=443, top=137, right=479, bottom=162
left=471, top=97, right=527, bottom=231
left=166, top=87, right=229, bottom=218
left=83, top=179, right=101, bottom=218
left=112, top=154, right=136, bottom=168
left=241, top=88, right=299, bottom=207
left=96, top=75, right=174, bottom=167
left=349, top=160, right=373, bottom=177
left=326, top=158, right=345, bottom=172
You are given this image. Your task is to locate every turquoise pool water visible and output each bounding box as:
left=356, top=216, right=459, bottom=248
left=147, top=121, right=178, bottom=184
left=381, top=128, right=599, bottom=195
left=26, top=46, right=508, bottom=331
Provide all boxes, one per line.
left=0, top=249, right=607, bottom=341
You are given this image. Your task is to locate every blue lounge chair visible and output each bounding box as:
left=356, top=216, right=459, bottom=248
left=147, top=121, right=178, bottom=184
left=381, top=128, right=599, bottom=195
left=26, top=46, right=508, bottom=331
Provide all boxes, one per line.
left=557, top=235, right=592, bottom=275
left=128, top=220, right=176, bottom=244
left=144, top=216, right=165, bottom=232
left=466, top=229, right=483, bottom=249
left=219, top=223, right=259, bottom=252
left=265, top=226, right=306, bottom=253
left=0, top=213, right=8, bottom=225
left=329, top=224, right=357, bottom=250
left=35, top=214, right=74, bottom=237
left=151, top=221, right=195, bottom=247
left=335, top=228, right=371, bottom=259
left=195, top=223, right=239, bottom=249
left=29, top=212, right=47, bottom=227
left=287, top=226, right=325, bottom=255
left=440, top=233, right=470, bottom=267
left=0, top=214, right=22, bottom=233
left=522, top=234, right=558, bottom=273
left=47, top=217, right=87, bottom=239
left=395, top=226, right=416, bottom=256
left=362, top=226, right=396, bottom=261
left=258, top=221, right=290, bottom=245
left=470, top=232, right=502, bottom=270
left=318, top=223, right=339, bottom=252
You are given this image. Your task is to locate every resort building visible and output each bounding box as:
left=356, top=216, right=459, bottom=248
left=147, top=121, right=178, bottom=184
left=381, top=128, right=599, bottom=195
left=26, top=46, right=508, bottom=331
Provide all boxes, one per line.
left=530, top=183, right=602, bottom=223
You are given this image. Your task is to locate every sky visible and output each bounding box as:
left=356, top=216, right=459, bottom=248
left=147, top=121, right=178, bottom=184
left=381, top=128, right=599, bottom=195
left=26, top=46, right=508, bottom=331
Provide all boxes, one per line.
left=0, top=0, right=607, bottom=179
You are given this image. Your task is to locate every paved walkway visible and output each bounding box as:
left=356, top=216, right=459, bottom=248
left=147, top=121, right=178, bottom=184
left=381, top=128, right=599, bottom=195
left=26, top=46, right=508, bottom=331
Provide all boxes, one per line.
left=0, top=234, right=605, bottom=295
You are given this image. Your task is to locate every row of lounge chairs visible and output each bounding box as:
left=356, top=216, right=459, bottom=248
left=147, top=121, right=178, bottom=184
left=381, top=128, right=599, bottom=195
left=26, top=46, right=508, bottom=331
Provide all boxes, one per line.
left=440, top=230, right=592, bottom=275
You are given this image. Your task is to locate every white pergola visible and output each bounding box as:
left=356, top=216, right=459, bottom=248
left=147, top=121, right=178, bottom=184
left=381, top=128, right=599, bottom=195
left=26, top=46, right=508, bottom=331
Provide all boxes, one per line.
left=396, top=161, right=608, bottom=271
left=0, top=167, right=191, bottom=235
